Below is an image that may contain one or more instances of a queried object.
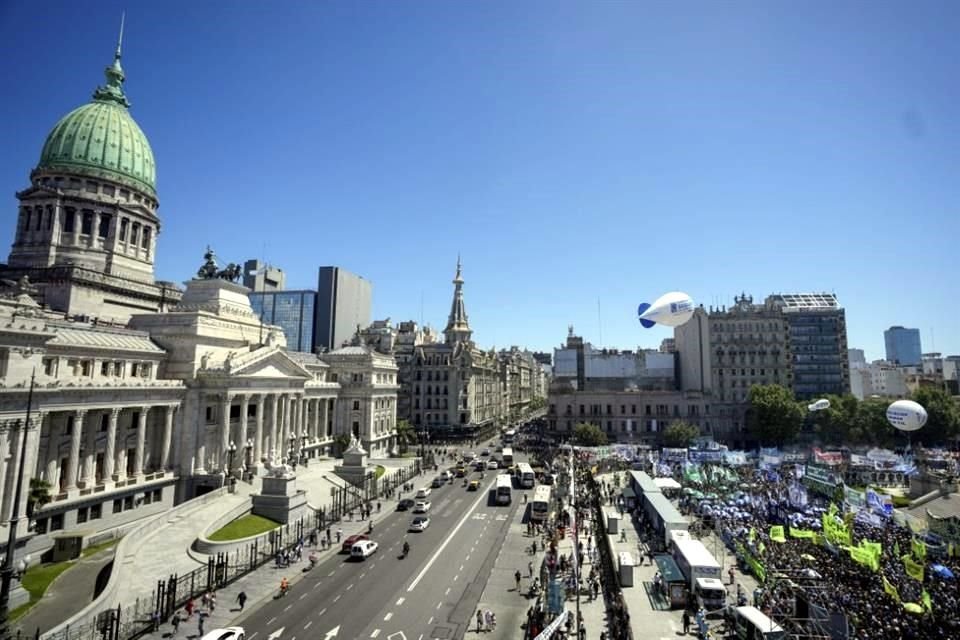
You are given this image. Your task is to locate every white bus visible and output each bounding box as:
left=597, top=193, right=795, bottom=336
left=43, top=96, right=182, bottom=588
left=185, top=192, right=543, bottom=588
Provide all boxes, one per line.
left=504, top=429, right=517, bottom=444
left=732, top=606, right=786, bottom=640
left=501, top=447, right=514, bottom=467
left=672, top=539, right=726, bottom=609
left=516, top=462, right=536, bottom=489
left=495, top=474, right=512, bottom=505
left=531, top=485, right=552, bottom=522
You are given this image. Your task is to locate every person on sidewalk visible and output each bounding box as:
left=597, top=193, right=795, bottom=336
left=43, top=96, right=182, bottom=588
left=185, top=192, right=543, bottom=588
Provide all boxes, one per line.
left=515, top=570, right=522, bottom=592
left=237, top=591, right=248, bottom=611
left=528, top=561, right=534, bottom=578
left=728, top=566, right=735, bottom=586
left=170, top=611, right=181, bottom=635
left=476, top=609, right=484, bottom=633
left=198, top=610, right=206, bottom=637
left=185, top=598, right=195, bottom=619
left=682, top=609, right=691, bottom=635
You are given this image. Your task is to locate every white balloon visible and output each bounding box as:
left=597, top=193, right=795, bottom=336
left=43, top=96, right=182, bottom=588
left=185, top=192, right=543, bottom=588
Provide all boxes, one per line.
left=886, top=400, right=928, bottom=432
left=808, top=399, right=830, bottom=412
left=638, top=291, right=695, bottom=328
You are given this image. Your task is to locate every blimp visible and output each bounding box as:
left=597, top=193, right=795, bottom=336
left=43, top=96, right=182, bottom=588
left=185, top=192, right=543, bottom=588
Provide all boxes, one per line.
left=638, top=291, right=695, bottom=328
left=808, top=399, right=830, bottom=412
left=886, top=399, right=928, bottom=432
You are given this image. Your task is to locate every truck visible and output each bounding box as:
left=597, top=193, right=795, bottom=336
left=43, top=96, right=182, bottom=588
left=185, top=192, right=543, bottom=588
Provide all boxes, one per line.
left=672, top=538, right=727, bottom=609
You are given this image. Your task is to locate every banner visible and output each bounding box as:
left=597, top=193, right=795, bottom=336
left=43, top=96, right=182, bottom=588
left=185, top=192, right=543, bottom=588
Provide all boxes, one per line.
left=844, top=486, right=866, bottom=511
left=661, top=448, right=688, bottom=462
left=883, top=576, right=900, bottom=602
left=849, top=545, right=879, bottom=572
left=790, top=528, right=815, bottom=539
left=770, top=526, right=786, bottom=543
left=866, top=488, right=894, bottom=517
left=922, top=590, right=932, bottom=613
left=813, top=448, right=844, bottom=466
left=862, top=541, right=882, bottom=562
left=902, top=555, right=925, bottom=582
left=805, top=465, right=840, bottom=486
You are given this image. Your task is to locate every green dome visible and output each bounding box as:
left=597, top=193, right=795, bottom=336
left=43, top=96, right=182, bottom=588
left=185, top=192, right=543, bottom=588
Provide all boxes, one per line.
left=36, top=46, right=156, bottom=197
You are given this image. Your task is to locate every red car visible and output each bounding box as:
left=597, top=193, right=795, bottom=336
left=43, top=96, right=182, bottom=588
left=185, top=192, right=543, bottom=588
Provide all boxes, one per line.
left=341, top=533, right=369, bottom=553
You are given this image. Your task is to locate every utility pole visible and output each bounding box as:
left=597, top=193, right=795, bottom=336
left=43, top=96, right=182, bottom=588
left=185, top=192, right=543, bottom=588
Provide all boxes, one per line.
left=0, top=370, right=36, bottom=639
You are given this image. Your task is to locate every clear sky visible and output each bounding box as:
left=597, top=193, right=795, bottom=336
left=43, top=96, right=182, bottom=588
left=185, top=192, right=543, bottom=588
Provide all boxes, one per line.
left=1, top=1, right=957, bottom=361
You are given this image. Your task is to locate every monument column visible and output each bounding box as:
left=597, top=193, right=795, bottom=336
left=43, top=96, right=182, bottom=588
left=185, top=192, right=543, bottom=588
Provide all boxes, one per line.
left=104, top=408, right=119, bottom=480
left=220, top=394, right=232, bottom=471
left=268, top=393, right=279, bottom=460
left=237, top=394, right=249, bottom=473
left=254, top=394, right=264, bottom=467
left=160, top=405, right=175, bottom=470
left=133, top=406, right=148, bottom=477
left=64, top=410, right=85, bottom=492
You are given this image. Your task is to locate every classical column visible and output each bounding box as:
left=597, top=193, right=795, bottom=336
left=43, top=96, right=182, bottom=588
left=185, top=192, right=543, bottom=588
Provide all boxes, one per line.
left=17, top=415, right=43, bottom=526
left=237, top=394, right=249, bottom=473
left=220, top=395, right=232, bottom=471
left=104, top=408, right=119, bottom=480
left=280, top=394, right=290, bottom=454
left=308, top=399, right=317, bottom=441
left=44, top=417, right=59, bottom=488
left=160, top=405, right=174, bottom=470
left=81, top=412, right=97, bottom=486
left=64, top=410, right=85, bottom=491
left=268, top=394, right=279, bottom=461
left=0, top=425, right=10, bottom=520
left=133, top=406, right=148, bottom=476
left=299, top=395, right=307, bottom=436
left=321, top=399, right=329, bottom=438
left=254, top=394, right=264, bottom=467
left=114, top=411, right=128, bottom=482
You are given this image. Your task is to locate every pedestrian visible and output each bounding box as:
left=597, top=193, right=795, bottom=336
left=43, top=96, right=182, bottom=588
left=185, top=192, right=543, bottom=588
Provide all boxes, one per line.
left=476, top=609, right=484, bottom=633
left=171, top=611, right=181, bottom=635
left=237, top=591, right=247, bottom=611
left=515, top=569, right=522, bottom=592
left=528, top=561, right=534, bottom=578
left=682, top=609, right=691, bottom=634
left=198, top=611, right=206, bottom=637
left=337, top=528, right=343, bottom=543
left=484, top=609, right=494, bottom=631
left=209, top=590, right=217, bottom=612
left=728, top=566, right=735, bottom=586
left=185, top=598, right=195, bottom=619
left=377, top=501, right=382, bottom=513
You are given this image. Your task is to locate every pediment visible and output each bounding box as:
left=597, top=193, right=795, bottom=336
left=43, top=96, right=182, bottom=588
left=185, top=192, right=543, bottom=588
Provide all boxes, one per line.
left=229, top=350, right=313, bottom=380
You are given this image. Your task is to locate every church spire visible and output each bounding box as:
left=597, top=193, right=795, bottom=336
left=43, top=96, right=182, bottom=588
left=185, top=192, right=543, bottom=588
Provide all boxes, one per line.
left=444, top=255, right=472, bottom=345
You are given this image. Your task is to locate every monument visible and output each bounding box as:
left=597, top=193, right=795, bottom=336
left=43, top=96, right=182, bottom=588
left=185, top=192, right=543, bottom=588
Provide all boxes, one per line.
left=334, top=434, right=375, bottom=487
left=250, top=456, right=308, bottom=525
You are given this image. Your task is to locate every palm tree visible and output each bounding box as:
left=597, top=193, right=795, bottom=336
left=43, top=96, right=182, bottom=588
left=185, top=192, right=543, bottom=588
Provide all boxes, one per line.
left=395, top=419, right=415, bottom=454
left=27, top=477, right=52, bottom=517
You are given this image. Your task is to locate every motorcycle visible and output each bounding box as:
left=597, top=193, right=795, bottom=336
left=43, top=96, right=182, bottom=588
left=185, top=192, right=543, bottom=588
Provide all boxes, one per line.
left=401, top=542, right=410, bottom=559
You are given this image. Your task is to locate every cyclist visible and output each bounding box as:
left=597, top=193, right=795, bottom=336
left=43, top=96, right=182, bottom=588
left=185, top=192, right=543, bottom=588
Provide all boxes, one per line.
left=402, top=540, right=410, bottom=557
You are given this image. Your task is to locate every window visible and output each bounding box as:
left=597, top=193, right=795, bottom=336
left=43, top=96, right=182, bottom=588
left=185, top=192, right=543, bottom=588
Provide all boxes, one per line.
left=352, top=400, right=360, bottom=411
left=43, top=357, right=56, bottom=376
left=631, top=405, right=636, bottom=415
left=141, top=226, right=151, bottom=249
left=98, top=214, right=111, bottom=238
left=113, top=499, right=123, bottom=513
left=101, top=361, right=110, bottom=376
left=63, top=209, right=75, bottom=233
left=77, top=507, right=89, bottom=523
left=152, top=489, right=161, bottom=502
left=123, top=496, right=134, bottom=510
left=131, top=362, right=140, bottom=377
left=119, top=218, right=128, bottom=241
left=81, top=360, right=92, bottom=377
left=35, top=518, right=48, bottom=534
left=85, top=180, right=98, bottom=193
left=81, top=211, right=93, bottom=235
left=50, top=514, right=64, bottom=531
left=205, top=406, right=215, bottom=423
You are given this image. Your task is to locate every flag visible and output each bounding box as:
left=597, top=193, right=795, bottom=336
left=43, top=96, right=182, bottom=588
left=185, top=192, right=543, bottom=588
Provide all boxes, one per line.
left=922, top=590, right=932, bottom=613
left=758, top=541, right=766, bottom=555
left=749, top=527, right=756, bottom=543
left=894, top=541, right=901, bottom=557
left=883, top=576, right=900, bottom=602
left=912, top=538, right=927, bottom=561
left=902, top=555, right=924, bottom=582
left=790, top=528, right=814, bottom=539
left=770, top=525, right=786, bottom=543
left=862, top=541, right=882, bottom=561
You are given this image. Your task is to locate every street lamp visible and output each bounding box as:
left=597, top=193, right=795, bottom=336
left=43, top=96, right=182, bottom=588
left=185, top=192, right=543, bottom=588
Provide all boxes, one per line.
left=288, top=432, right=298, bottom=466
left=227, top=441, right=237, bottom=476
left=0, top=371, right=35, bottom=638
left=243, top=439, right=253, bottom=473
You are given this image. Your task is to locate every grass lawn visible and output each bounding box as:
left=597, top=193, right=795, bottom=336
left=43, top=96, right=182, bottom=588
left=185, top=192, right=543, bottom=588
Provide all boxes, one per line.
left=375, top=465, right=386, bottom=479
left=10, top=537, right=121, bottom=621
left=208, top=514, right=280, bottom=541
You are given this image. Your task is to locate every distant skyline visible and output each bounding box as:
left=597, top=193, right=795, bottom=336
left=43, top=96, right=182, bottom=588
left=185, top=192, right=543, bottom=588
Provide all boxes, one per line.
left=1, top=1, right=957, bottom=362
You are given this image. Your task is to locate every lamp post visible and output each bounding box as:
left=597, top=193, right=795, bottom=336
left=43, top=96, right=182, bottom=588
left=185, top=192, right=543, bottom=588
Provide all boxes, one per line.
left=244, top=439, right=253, bottom=472
left=0, top=370, right=36, bottom=638
left=227, top=441, right=237, bottom=476
left=288, top=432, right=297, bottom=466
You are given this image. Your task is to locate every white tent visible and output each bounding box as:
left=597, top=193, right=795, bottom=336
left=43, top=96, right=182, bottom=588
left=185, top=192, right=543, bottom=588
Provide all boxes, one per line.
left=654, top=477, right=682, bottom=490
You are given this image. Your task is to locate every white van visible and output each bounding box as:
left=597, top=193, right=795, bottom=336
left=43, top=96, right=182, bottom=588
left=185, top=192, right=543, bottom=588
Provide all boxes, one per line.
left=416, top=487, right=432, bottom=499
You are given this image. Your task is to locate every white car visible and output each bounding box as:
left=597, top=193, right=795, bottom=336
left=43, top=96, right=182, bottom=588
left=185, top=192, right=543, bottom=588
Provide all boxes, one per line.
left=413, top=500, right=432, bottom=513
left=350, top=540, right=379, bottom=559
left=416, top=487, right=432, bottom=499
left=409, top=516, right=431, bottom=531
left=200, top=628, right=245, bottom=640
left=487, top=460, right=499, bottom=470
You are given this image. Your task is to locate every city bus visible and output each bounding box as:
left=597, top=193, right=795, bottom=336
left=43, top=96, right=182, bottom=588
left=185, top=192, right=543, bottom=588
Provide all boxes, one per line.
left=530, top=484, right=552, bottom=522
left=672, top=539, right=726, bottom=609
left=731, top=606, right=786, bottom=640
left=516, top=462, right=536, bottom=489
left=501, top=447, right=514, bottom=467
left=495, top=473, right=512, bottom=505
left=503, top=429, right=517, bottom=444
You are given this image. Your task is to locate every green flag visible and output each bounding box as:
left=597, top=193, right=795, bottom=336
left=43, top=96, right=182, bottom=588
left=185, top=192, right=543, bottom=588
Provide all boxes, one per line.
left=922, top=590, right=933, bottom=613
left=894, top=541, right=901, bottom=557
left=912, top=538, right=927, bottom=561
left=790, top=528, right=814, bottom=539
left=770, top=525, right=786, bottom=543
left=902, top=555, right=925, bottom=582
left=883, top=576, right=900, bottom=602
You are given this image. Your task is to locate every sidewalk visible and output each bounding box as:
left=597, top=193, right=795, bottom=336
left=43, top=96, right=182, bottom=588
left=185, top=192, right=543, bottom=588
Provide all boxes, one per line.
left=22, top=458, right=418, bottom=638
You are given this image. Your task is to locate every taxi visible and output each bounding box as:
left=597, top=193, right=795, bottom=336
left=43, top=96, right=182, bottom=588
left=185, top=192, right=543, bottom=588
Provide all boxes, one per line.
left=468, top=479, right=480, bottom=491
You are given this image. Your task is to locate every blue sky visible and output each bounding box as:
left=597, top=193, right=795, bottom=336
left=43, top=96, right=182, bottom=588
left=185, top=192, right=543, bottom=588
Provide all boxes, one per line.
left=1, top=1, right=957, bottom=360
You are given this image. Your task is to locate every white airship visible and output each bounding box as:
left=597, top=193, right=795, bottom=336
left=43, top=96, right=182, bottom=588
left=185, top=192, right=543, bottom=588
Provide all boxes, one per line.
left=886, top=399, right=928, bottom=432
left=638, top=291, right=694, bottom=328
left=807, top=399, right=831, bottom=412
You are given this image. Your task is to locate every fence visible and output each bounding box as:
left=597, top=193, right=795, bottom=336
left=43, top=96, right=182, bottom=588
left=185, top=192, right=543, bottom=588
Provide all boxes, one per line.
left=35, top=461, right=423, bottom=640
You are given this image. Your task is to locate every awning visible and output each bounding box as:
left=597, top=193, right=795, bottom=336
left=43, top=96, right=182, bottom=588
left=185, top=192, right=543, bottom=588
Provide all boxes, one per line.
left=654, top=478, right=682, bottom=490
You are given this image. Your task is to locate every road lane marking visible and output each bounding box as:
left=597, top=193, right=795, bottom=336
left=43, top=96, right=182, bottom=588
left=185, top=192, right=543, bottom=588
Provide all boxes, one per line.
left=284, top=604, right=292, bottom=612
left=407, top=488, right=489, bottom=591
left=328, top=571, right=336, bottom=577
left=436, top=602, right=442, bottom=609
left=304, top=621, right=312, bottom=630
left=360, top=572, right=366, bottom=579
left=319, top=608, right=327, bottom=616
left=371, top=630, right=381, bottom=638
left=299, top=593, right=308, bottom=600
left=427, top=617, right=433, bottom=625
left=454, top=574, right=459, bottom=581
left=313, top=581, right=321, bottom=589
left=459, top=564, right=464, bottom=571
left=370, top=563, right=376, bottom=569
left=346, top=583, right=354, bottom=590
left=267, top=617, right=276, bottom=625
left=396, top=597, right=405, bottom=605
left=445, top=587, right=451, bottom=595
left=249, top=634, right=258, bottom=640
left=334, top=594, right=341, bottom=602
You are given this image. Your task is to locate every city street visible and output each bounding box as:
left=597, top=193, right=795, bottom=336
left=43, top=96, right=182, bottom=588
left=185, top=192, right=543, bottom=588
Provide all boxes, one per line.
left=238, top=444, right=520, bottom=640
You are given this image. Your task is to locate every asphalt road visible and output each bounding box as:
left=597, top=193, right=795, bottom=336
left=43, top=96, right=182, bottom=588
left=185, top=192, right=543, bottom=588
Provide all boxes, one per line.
left=240, top=444, right=523, bottom=640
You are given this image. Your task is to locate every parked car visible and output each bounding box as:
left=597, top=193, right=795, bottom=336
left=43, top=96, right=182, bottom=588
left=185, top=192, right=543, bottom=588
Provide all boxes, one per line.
left=413, top=500, right=432, bottom=513
left=409, top=516, right=431, bottom=532
left=350, top=540, right=378, bottom=559
left=200, top=628, right=245, bottom=640
left=341, top=533, right=369, bottom=552
left=416, top=487, right=432, bottom=499
left=396, top=498, right=416, bottom=511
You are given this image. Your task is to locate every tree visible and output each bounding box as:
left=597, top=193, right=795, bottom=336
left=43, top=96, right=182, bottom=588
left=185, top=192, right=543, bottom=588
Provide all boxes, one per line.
left=528, top=397, right=547, bottom=412
left=572, top=422, right=608, bottom=447
left=812, top=394, right=858, bottom=445
left=746, top=384, right=804, bottom=446
left=662, top=421, right=700, bottom=448
left=853, top=398, right=896, bottom=449
left=911, top=386, right=960, bottom=445
left=27, top=478, right=52, bottom=518
left=395, top=419, right=415, bottom=453
left=333, top=434, right=351, bottom=456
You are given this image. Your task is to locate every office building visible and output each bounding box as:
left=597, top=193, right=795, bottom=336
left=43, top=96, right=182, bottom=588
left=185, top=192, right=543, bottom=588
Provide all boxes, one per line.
left=316, top=266, right=372, bottom=351
left=884, top=326, right=922, bottom=366
left=773, top=293, right=849, bottom=399
left=848, top=348, right=867, bottom=369
left=243, top=259, right=285, bottom=292
left=553, top=327, right=675, bottom=392
left=248, top=289, right=317, bottom=353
